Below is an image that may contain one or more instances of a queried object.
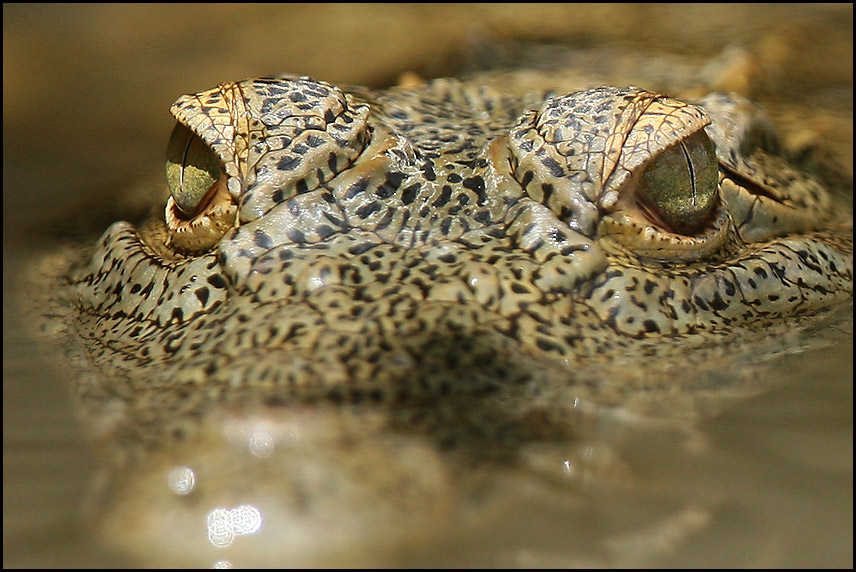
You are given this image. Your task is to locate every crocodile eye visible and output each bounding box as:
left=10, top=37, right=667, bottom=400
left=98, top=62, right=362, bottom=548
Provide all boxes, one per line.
left=165, top=122, right=222, bottom=218
left=636, top=130, right=718, bottom=235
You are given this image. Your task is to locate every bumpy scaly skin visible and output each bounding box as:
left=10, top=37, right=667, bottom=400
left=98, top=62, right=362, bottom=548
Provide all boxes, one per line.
left=71, top=73, right=852, bottom=418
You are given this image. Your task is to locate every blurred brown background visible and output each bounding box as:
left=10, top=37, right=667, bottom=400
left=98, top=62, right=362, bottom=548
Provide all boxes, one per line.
left=3, top=4, right=852, bottom=240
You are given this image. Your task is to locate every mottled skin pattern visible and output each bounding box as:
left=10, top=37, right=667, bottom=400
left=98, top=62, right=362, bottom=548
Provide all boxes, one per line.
left=52, top=62, right=852, bottom=565
left=72, top=73, right=852, bottom=408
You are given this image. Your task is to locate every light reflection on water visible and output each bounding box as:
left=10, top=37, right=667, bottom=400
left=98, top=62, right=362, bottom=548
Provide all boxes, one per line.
left=167, top=466, right=196, bottom=495
left=206, top=504, right=264, bottom=548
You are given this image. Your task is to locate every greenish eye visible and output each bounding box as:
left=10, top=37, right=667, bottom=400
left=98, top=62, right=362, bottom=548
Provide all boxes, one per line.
left=637, top=130, right=719, bottom=235
left=165, top=123, right=222, bottom=217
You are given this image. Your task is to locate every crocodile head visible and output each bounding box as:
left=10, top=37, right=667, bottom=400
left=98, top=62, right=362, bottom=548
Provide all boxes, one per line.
left=71, top=74, right=852, bottom=398
left=55, top=67, right=852, bottom=566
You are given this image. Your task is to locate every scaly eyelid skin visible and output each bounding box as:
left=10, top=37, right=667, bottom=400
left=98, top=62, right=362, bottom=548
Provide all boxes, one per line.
left=161, top=77, right=372, bottom=256
left=600, top=193, right=733, bottom=263
left=697, top=92, right=845, bottom=243
left=598, top=126, right=728, bottom=263
left=597, top=90, right=845, bottom=263
left=505, top=85, right=731, bottom=261
left=508, top=87, right=718, bottom=240
left=159, top=79, right=844, bottom=268
left=161, top=82, right=249, bottom=255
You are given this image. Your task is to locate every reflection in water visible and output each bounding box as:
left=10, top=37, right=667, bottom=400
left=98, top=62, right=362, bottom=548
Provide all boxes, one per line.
left=167, top=466, right=196, bottom=495
left=206, top=504, right=264, bottom=548
left=223, top=416, right=304, bottom=458
left=248, top=431, right=276, bottom=458
left=602, top=505, right=712, bottom=565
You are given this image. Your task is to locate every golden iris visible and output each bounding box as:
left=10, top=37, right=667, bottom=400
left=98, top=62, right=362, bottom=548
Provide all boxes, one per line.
left=165, top=123, right=222, bottom=218
left=637, top=130, right=718, bottom=235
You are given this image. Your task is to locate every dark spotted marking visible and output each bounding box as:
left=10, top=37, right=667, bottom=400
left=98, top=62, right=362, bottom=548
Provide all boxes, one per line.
left=345, top=179, right=369, bottom=200
left=432, top=186, right=453, bottom=208
left=287, top=229, right=307, bottom=244
left=277, top=155, right=301, bottom=171
left=254, top=230, right=274, bottom=250
left=462, top=176, right=488, bottom=205
left=355, top=201, right=383, bottom=219
left=195, top=287, right=210, bottom=306
left=348, top=242, right=378, bottom=255
left=401, top=183, right=421, bottom=205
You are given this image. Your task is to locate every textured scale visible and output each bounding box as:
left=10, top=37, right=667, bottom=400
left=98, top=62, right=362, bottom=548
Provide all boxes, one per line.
left=67, top=71, right=853, bottom=409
